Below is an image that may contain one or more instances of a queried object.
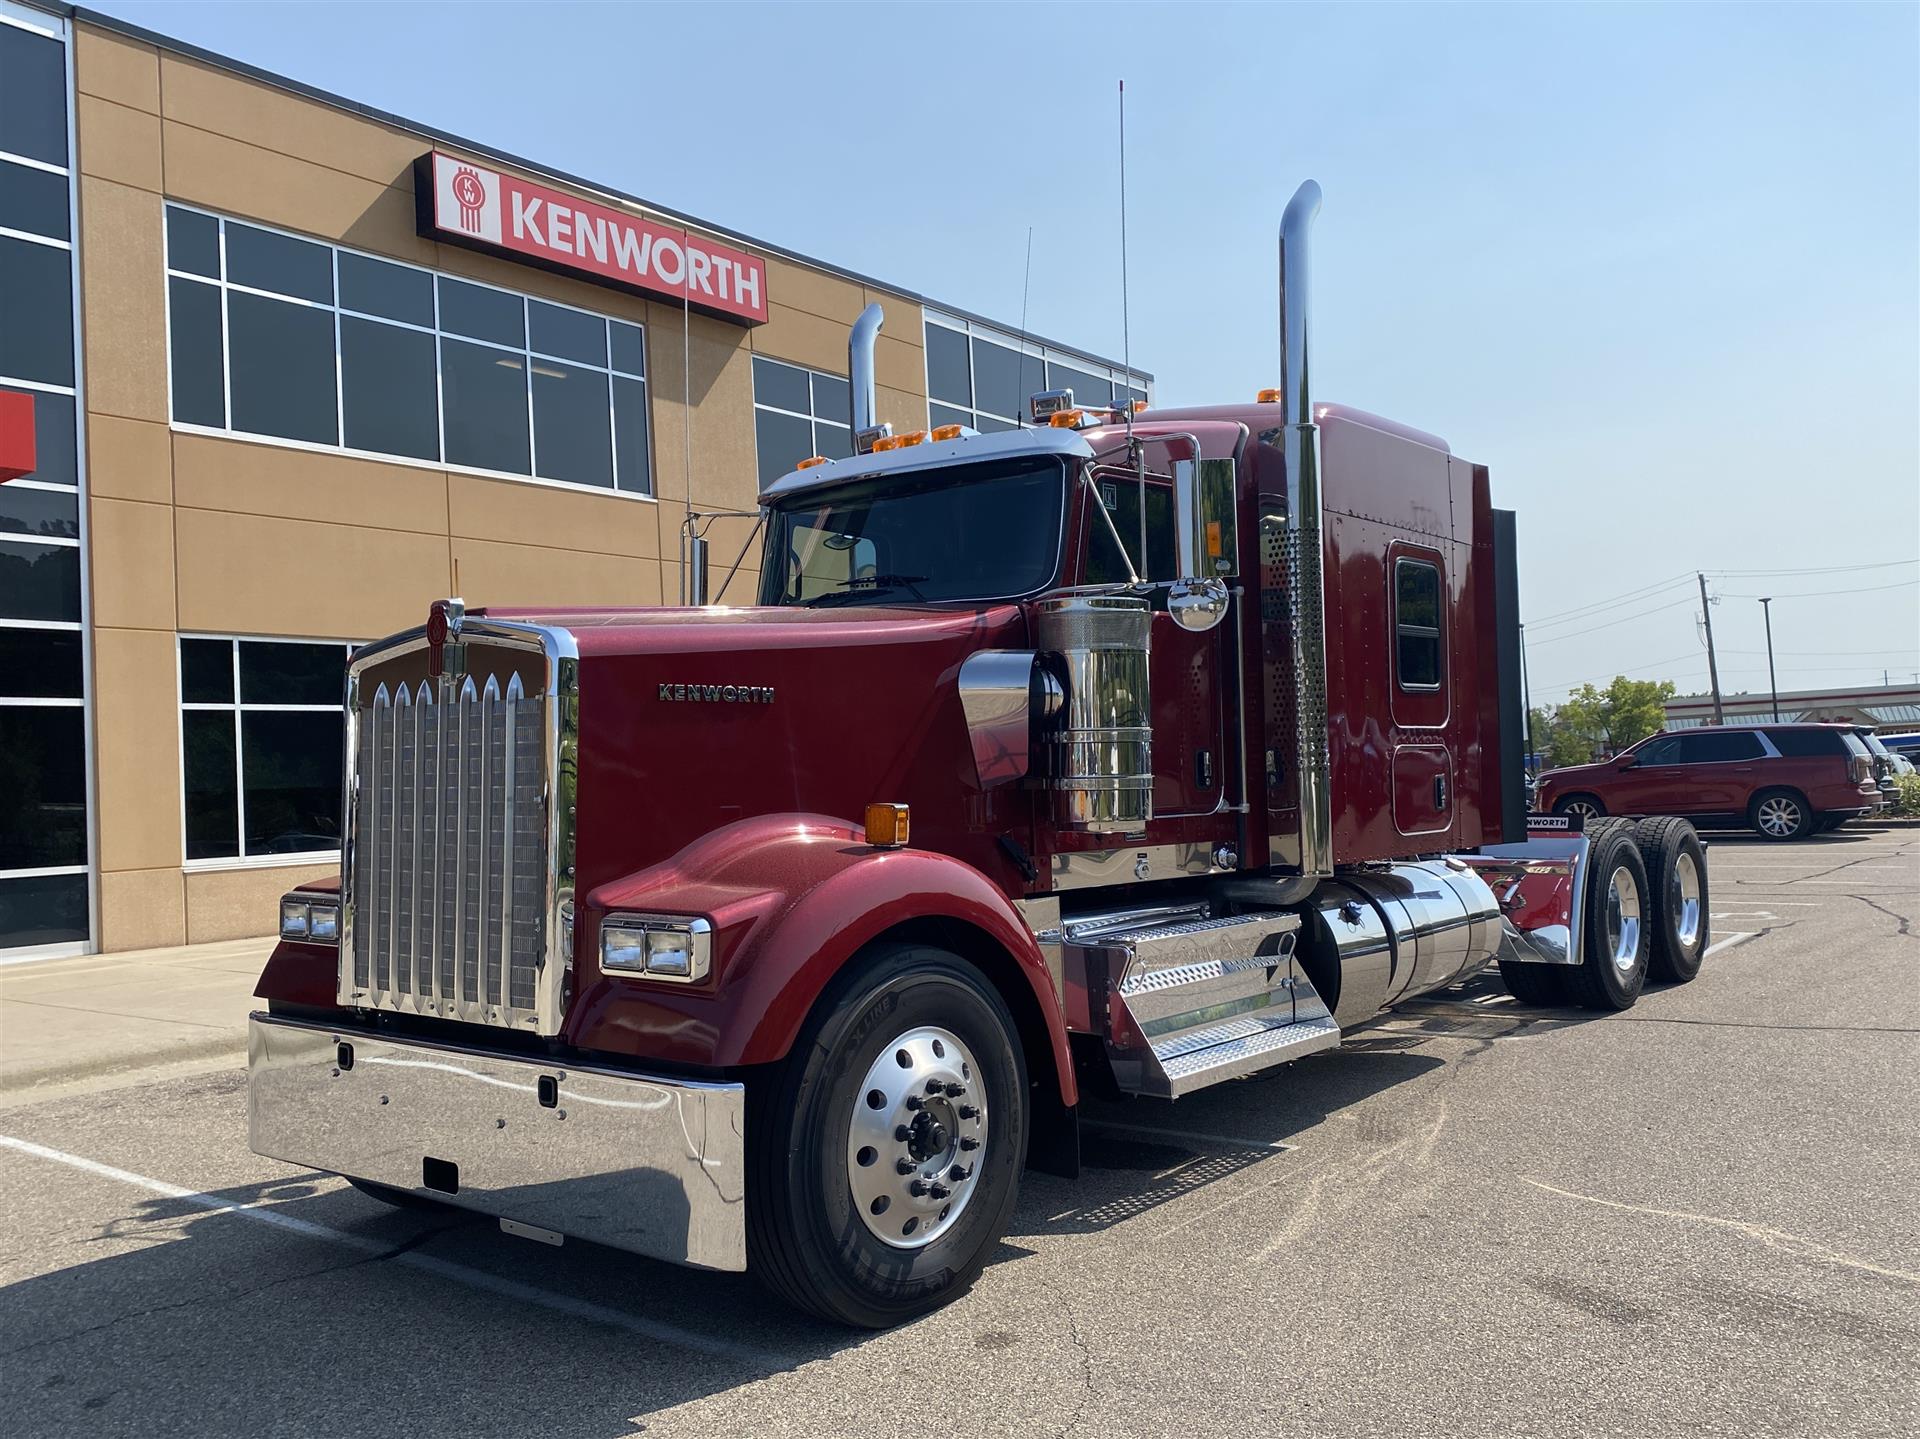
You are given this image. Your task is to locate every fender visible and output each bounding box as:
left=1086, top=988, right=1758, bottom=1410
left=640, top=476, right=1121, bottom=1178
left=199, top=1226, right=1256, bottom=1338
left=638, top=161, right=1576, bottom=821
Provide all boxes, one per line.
left=569, top=813, right=1078, bottom=1105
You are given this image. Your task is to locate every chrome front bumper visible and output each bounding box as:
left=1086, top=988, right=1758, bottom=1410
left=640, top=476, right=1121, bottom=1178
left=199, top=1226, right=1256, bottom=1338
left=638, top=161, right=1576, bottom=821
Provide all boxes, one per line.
left=247, top=1014, right=746, bottom=1271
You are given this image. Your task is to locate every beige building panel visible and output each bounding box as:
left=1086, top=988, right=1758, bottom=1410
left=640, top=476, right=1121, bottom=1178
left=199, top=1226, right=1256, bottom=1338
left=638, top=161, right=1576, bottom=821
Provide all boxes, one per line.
left=78, top=176, right=167, bottom=424
left=98, top=867, right=188, bottom=952
left=648, top=312, right=756, bottom=512
left=450, top=538, right=664, bottom=609
left=760, top=255, right=868, bottom=326
left=175, top=509, right=450, bottom=639
left=873, top=384, right=931, bottom=438
left=74, top=25, right=161, bottom=113
left=752, top=304, right=850, bottom=377
left=448, top=473, right=660, bottom=561
left=173, top=433, right=450, bottom=536
left=92, top=626, right=184, bottom=873
left=873, top=326, right=927, bottom=397
left=87, top=415, right=173, bottom=505
left=89, top=497, right=176, bottom=631
left=77, top=95, right=163, bottom=193
left=159, top=54, right=424, bottom=188
left=162, top=122, right=434, bottom=266
left=187, top=863, right=334, bottom=944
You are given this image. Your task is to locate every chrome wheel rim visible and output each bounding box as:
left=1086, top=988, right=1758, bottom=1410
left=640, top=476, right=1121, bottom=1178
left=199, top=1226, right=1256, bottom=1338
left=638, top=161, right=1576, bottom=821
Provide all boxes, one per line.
left=1605, top=864, right=1642, bottom=974
left=1671, top=851, right=1702, bottom=950
left=846, top=1025, right=987, bottom=1250
left=1757, top=796, right=1801, bottom=838
left=1564, top=799, right=1599, bottom=821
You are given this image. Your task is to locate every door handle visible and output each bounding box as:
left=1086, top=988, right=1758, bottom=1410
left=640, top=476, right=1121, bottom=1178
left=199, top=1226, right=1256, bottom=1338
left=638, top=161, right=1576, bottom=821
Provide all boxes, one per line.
left=1434, top=774, right=1449, bottom=811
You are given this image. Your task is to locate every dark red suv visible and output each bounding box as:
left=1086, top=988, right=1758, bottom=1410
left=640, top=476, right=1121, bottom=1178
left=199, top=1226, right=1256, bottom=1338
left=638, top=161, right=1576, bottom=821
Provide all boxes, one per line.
left=1533, top=723, right=1882, bottom=840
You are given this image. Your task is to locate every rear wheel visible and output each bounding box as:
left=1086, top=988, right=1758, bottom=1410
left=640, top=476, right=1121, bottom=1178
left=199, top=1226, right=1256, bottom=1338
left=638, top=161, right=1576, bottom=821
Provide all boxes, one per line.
left=1568, top=817, right=1650, bottom=1010
left=1554, top=794, right=1605, bottom=823
left=1498, top=960, right=1569, bottom=1006
left=1750, top=788, right=1810, bottom=841
left=1632, top=816, right=1709, bottom=984
left=747, top=943, right=1027, bottom=1328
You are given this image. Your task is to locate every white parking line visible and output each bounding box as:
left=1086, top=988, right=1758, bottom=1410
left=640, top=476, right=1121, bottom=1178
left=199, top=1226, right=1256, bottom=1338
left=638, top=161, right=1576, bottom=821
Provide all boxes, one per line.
left=0, top=1134, right=778, bottom=1365
left=1704, top=932, right=1757, bottom=958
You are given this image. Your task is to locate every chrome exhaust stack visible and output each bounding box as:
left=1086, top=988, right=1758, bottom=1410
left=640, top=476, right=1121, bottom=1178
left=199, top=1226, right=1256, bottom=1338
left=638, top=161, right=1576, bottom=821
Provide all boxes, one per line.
left=848, top=302, right=891, bottom=452
left=1280, top=179, right=1333, bottom=889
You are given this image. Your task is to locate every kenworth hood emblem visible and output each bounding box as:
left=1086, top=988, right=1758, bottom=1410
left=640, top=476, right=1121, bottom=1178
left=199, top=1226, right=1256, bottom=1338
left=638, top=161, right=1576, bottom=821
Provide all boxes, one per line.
left=658, top=682, right=775, bottom=704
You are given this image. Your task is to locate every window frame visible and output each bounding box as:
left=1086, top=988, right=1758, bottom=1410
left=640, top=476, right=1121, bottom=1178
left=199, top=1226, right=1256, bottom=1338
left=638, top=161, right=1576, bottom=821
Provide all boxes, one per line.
left=1392, top=555, right=1446, bottom=695
left=922, top=310, right=1148, bottom=433
left=751, top=354, right=853, bottom=487
left=176, top=634, right=359, bottom=871
left=161, top=202, right=657, bottom=502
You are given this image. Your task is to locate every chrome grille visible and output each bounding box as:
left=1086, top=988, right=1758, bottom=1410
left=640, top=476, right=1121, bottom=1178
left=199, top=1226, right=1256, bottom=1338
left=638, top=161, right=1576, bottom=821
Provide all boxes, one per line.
left=340, top=621, right=576, bottom=1034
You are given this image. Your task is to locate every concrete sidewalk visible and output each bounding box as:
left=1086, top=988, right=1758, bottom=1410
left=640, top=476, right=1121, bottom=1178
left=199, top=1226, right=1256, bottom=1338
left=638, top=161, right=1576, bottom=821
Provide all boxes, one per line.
left=0, top=937, right=274, bottom=1104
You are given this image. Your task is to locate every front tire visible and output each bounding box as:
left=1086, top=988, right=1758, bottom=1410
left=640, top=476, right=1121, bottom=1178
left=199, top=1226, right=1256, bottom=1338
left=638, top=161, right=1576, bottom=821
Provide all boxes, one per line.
left=1568, top=817, right=1651, bottom=1010
left=747, top=943, right=1027, bottom=1328
left=1633, top=816, right=1709, bottom=983
left=1750, top=788, right=1810, bottom=841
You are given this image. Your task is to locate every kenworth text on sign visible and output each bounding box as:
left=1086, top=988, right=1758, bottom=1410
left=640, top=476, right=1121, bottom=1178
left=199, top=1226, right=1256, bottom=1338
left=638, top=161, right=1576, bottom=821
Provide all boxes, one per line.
left=250, top=181, right=1713, bottom=1327
left=416, top=150, right=769, bottom=324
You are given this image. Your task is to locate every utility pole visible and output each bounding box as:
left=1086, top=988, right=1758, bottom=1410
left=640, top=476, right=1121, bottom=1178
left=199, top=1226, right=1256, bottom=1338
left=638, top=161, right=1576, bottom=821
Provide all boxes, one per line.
left=1759, top=597, right=1779, bottom=722
left=1698, top=572, right=1725, bottom=724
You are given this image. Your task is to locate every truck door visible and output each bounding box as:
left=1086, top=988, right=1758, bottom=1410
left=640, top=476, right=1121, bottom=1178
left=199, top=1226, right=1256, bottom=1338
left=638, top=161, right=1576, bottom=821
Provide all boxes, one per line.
left=1388, top=545, right=1453, bottom=839
left=1083, top=472, right=1226, bottom=818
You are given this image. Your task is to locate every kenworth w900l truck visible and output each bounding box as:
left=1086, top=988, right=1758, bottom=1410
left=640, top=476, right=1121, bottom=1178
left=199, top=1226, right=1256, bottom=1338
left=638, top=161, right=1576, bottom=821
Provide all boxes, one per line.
left=248, top=182, right=1711, bottom=1327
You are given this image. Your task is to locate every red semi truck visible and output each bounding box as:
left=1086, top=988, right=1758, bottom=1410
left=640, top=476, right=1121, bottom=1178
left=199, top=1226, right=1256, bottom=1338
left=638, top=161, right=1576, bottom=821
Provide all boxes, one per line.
left=248, top=182, right=1711, bottom=1326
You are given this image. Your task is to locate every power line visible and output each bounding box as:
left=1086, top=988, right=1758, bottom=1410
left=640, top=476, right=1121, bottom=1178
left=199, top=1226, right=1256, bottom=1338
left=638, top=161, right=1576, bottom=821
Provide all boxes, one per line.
left=1719, top=578, right=1920, bottom=600
left=1706, top=557, right=1916, bottom=579
left=1525, top=595, right=1698, bottom=646
left=1525, top=573, right=1694, bottom=629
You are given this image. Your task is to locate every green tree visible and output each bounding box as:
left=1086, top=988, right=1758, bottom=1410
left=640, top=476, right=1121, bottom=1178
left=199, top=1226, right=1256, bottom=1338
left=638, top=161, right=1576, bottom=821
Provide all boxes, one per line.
left=1551, top=677, right=1678, bottom=763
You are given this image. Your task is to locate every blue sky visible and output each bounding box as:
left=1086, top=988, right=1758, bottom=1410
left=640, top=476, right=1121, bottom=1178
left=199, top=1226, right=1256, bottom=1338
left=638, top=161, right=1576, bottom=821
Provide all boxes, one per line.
left=98, top=1, right=1920, bottom=702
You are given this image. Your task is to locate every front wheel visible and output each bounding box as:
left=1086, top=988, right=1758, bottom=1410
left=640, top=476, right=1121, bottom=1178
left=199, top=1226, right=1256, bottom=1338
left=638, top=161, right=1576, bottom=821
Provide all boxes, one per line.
left=747, top=944, right=1027, bottom=1328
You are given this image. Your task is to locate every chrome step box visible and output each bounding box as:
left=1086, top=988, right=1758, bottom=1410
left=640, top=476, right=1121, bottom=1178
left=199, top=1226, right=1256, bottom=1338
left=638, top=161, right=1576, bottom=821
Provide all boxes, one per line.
left=1066, top=910, right=1341, bottom=1098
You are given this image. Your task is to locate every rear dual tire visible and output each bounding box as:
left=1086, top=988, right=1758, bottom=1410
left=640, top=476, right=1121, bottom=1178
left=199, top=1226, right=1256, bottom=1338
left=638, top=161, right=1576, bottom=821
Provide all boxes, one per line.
left=1632, top=816, right=1709, bottom=983
left=1566, top=818, right=1651, bottom=1011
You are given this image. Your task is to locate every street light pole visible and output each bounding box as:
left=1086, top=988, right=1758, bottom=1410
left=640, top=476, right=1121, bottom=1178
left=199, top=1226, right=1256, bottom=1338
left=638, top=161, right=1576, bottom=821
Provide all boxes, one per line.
left=1760, top=596, right=1780, bottom=722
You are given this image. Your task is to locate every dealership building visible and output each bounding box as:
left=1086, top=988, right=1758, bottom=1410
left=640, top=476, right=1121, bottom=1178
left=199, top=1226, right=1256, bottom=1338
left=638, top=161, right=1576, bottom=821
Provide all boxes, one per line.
left=0, top=0, right=1149, bottom=959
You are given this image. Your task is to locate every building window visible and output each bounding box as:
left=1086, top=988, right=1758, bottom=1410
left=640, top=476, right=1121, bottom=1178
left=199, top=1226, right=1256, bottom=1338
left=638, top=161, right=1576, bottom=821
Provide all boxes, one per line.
left=923, top=312, right=1146, bottom=433
left=163, top=205, right=654, bottom=496
left=1, top=6, right=88, bottom=954
left=179, top=637, right=355, bottom=864
left=752, top=356, right=852, bottom=488
left=1394, top=559, right=1444, bottom=691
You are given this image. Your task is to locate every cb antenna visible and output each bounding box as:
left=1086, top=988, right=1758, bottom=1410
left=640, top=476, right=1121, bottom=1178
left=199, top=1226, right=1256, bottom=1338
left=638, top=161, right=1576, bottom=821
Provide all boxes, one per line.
left=1119, top=79, right=1134, bottom=441
left=1018, top=225, right=1034, bottom=421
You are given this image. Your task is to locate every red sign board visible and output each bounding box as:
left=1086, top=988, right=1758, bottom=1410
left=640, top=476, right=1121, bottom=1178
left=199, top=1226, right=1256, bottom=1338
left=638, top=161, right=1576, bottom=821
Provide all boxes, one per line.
left=0, top=389, right=36, bottom=484
left=417, top=151, right=767, bottom=325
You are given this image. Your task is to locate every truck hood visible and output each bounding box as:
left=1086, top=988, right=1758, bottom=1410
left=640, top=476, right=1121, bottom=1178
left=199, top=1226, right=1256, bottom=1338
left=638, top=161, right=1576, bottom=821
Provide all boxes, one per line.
left=502, top=603, right=1037, bottom=902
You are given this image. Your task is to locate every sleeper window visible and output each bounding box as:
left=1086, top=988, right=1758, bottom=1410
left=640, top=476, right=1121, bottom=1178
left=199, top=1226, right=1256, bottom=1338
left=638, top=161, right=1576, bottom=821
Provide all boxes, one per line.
left=1394, top=559, right=1443, bottom=691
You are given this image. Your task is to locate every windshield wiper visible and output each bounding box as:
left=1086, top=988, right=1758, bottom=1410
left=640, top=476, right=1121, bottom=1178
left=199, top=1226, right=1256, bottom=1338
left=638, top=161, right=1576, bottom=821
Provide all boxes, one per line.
left=800, top=573, right=932, bottom=607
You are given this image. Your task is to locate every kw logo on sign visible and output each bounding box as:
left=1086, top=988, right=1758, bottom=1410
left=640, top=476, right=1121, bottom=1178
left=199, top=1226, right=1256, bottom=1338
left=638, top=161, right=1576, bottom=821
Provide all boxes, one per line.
left=451, top=167, right=487, bottom=233
left=434, top=156, right=502, bottom=245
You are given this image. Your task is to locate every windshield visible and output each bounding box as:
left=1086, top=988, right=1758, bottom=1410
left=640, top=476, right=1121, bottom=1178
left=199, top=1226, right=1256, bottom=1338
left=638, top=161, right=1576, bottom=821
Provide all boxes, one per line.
left=760, top=456, right=1067, bottom=607
left=1859, top=733, right=1892, bottom=759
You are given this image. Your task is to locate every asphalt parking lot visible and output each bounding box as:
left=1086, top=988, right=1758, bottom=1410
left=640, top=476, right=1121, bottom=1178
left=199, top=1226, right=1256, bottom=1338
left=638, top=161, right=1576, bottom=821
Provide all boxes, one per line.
left=3, top=826, right=1915, bottom=1439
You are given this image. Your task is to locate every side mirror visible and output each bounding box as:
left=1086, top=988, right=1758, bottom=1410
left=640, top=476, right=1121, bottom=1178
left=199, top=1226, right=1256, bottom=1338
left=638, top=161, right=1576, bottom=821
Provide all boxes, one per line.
left=1173, top=457, right=1238, bottom=581
left=1615, top=753, right=1637, bottom=769
left=1167, top=577, right=1230, bottom=632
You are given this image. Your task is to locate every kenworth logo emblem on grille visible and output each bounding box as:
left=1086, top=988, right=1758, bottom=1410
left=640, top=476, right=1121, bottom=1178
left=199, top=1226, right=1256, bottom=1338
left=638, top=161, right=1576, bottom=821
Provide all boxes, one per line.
left=658, top=683, right=775, bottom=704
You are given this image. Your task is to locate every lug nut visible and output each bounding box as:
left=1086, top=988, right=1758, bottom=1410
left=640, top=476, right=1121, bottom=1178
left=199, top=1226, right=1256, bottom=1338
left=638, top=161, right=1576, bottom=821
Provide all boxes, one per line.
left=949, top=1164, right=971, bottom=1182
left=960, top=1136, right=980, bottom=1151
left=895, top=1125, right=912, bottom=1142
left=908, top=1179, right=930, bottom=1197
left=944, top=1082, right=966, bottom=1098
left=925, top=1078, right=944, bottom=1094
left=957, top=1104, right=978, bottom=1120
left=905, top=1095, right=923, bottom=1111
left=928, top=1182, right=952, bottom=1200
left=896, top=1158, right=917, bottom=1175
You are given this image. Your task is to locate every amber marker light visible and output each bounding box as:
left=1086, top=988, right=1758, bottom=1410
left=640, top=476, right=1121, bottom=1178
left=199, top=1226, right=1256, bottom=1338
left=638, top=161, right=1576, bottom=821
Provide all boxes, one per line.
left=864, top=803, right=910, bottom=848
left=898, top=430, right=928, bottom=447
left=1129, top=399, right=1148, bottom=414
left=872, top=434, right=906, bottom=451
left=1048, top=409, right=1086, bottom=428
left=930, top=424, right=964, bottom=441
left=796, top=455, right=829, bottom=469
left=1256, top=387, right=1283, bottom=403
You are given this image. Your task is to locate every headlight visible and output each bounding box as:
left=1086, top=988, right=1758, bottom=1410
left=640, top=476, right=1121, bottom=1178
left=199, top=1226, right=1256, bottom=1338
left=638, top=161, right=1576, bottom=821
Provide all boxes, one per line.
left=600, top=915, right=712, bottom=983
left=280, top=893, right=340, bottom=945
